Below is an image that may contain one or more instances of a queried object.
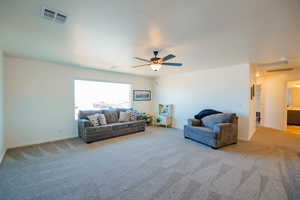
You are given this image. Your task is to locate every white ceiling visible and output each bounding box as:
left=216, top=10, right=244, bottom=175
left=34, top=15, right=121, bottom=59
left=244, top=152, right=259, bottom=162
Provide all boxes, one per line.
left=1, top=0, right=300, bottom=77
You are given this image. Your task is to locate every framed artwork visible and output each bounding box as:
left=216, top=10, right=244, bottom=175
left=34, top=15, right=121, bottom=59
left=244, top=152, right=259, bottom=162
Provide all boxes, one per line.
left=133, top=90, right=151, bottom=101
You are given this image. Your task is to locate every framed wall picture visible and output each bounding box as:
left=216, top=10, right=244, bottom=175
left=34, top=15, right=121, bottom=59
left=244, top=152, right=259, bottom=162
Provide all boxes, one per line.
left=133, top=90, right=151, bottom=101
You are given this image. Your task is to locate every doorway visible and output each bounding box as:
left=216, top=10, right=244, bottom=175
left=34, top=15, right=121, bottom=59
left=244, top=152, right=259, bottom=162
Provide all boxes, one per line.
left=286, top=80, right=300, bottom=134
left=255, top=85, right=262, bottom=125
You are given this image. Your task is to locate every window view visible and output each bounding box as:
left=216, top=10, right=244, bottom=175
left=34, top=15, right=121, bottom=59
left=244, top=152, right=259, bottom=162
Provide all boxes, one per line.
left=74, top=80, right=131, bottom=118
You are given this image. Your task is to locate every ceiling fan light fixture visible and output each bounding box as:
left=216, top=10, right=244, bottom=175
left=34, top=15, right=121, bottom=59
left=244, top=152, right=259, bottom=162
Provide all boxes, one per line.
left=132, top=51, right=182, bottom=71
left=151, top=63, right=161, bottom=71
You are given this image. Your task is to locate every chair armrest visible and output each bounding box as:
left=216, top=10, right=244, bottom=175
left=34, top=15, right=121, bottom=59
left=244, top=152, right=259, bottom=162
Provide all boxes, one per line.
left=187, top=118, right=201, bottom=126
left=213, top=123, right=238, bottom=145
left=78, top=119, right=92, bottom=138
left=213, top=123, right=232, bottom=132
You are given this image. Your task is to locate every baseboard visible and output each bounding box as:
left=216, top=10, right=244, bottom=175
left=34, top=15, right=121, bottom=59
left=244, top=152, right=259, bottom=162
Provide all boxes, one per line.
left=8, top=135, right=76, bottom=149
left=247, top=129, right=256, bottom=141
left=0, top=148, right=7, bottom=164
left=238, top=136, right=249, bottom=141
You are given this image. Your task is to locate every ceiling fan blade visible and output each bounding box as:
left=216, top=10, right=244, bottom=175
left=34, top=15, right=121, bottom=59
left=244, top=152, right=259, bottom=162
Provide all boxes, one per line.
left=133, top=57, right=150, bottom=62
left=162, top=62, right=183, bottom=66
left=132, top=64, right=150, bottom=68
left=161, top=54, right=176, bottom=62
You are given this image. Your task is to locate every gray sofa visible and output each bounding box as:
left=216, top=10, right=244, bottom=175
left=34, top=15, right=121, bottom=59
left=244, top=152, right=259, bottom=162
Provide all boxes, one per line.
left=78, top=109, right=145, bottom=143
left=184, top=113, right=238, bottom=149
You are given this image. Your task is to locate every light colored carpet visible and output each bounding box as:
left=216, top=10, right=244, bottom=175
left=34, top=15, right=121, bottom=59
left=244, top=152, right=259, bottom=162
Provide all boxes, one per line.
left=0, top=127, right=299, bottom=200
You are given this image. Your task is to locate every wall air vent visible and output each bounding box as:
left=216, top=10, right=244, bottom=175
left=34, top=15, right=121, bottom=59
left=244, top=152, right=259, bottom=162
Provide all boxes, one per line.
left=267, top=68, right=294, bottom=72
left=41, top=7, right=67, bottom=24
left=55, top=13, right=67, bottom=23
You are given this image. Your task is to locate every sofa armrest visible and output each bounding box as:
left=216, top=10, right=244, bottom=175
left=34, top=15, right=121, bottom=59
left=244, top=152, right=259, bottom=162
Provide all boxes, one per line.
left=79, top=119, right=92, bottom=127
left=213, top=123, right=238, bottom=145
left=187, top=118, right=201, bottom=126
left=78, top=119, right=92, bottom=138
left=213, top=123, right=232, bottom=132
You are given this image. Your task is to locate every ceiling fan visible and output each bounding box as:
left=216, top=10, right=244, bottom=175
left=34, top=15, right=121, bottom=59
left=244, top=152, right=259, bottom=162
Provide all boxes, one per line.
left=132, top=51, right=183, bottom=71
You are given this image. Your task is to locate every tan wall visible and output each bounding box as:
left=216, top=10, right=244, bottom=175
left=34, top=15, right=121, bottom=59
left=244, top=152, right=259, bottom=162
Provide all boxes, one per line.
left=291, top=88, right=300, bottom=106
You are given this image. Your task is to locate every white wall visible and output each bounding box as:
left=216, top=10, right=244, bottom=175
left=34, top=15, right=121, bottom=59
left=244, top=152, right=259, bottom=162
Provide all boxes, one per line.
left=248, top=65, right=256, bottom=140
left=256, top=85, right=261, bottom=112
left=4, top=55, right=256, bottom=148
left=0, top=51, right=5, bottom=163
left=154, top=64, right=252, bottom=141
left=4, top=56, right=154, bottom=148
left=257, top=70, right=300, bottom=130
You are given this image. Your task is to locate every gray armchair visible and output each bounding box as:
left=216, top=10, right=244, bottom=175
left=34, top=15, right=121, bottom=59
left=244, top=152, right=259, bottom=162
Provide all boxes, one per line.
left=184, top=113, right=238, bottom=149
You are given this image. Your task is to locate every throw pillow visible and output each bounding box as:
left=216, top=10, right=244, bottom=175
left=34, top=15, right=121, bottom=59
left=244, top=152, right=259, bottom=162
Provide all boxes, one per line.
left=117, top=108, right=131, bottom=118
left=194, top=109, right=222, bottom=120
left=202, top=113, right=235, bottom=129
left=191, top=119, right=202, bottom=126
left=127, top=110, right=137, bottom=121
left=98, top=114, right=107, bottom=125
left=119, top=111, right=130, bottom=122
left=103, top=110, right=119, bottom=123
left=87, top=114, right=100, bottom=127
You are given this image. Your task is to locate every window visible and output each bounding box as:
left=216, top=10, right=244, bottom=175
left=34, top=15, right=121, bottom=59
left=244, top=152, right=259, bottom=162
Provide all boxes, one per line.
left=74, top=80, right=131, bottom=118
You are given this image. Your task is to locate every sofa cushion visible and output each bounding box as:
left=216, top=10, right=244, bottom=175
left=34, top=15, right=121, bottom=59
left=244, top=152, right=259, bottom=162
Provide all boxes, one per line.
left=119, top=111, right=130, bottom=122
left=85, top=124, right=112, bottom=133
left=110, top=122, right=130, bottom=130
left=120, top=120, right=145, bottom=127
left=79, top=110, right=104, bottom=119
left=189, top=126, right=218, bottom=139
left=202, top=113, right=235, bottom=129
left=104, top=110, right=119, bottom=123
left=194, top=109, right=222, bottom=120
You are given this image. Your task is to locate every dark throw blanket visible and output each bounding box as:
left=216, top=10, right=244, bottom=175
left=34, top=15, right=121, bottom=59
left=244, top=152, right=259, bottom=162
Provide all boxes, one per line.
left=194, top=109, right=222, bottom=120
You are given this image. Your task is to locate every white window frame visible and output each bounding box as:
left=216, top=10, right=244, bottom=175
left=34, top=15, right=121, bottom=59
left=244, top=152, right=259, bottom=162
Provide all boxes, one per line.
left=74, top=79, right=132, bottom=118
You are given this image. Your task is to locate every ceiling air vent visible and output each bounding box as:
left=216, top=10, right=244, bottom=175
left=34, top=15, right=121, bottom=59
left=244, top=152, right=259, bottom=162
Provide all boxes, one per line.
left=42, top=8, right=55, bottom=20
left=55, top=13, right=67, bottom=23
left=41, top=7, right=67, bottom=24
left=267, top=68, right=294, bottom=72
